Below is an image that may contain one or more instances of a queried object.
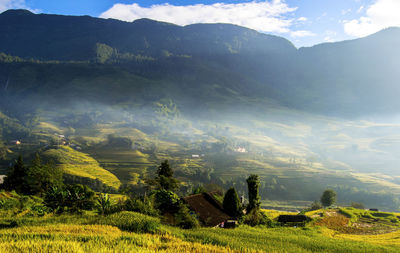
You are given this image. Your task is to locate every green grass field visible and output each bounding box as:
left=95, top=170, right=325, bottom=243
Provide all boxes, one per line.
left=0, top=209, right=399, bottom=253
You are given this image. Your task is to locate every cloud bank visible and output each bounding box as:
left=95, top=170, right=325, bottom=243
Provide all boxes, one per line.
left=100, top=0, right=311, bottom=36
left=344, top=0, right=400, bottom=37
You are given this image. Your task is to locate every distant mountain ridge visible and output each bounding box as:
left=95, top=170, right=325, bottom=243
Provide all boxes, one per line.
left=1, top=9, right=400, bottom=117
left=0, top=9, right=295, bottom=61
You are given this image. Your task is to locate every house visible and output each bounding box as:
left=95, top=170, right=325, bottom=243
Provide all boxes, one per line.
left=183, top=192, right=231, bottom=227
left=235, top=147, right=246, bottom=153
left=278, top=215, right=310, bottom=226
left=10, top=140, right=21, bottom=145
left=191, top=154, right=200, bottom=158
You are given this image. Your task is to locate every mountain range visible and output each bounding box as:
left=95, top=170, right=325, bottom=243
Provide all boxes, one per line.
left=0, top=9, right=400, bottom=117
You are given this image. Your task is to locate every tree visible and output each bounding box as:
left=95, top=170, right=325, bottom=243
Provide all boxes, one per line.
left=223, top=187, right=242, bottom=218
left=26, top=153, right=63, bottom=195
left=246, top=174, right=261, bottom=212
left=3, top=156, right=29, bottom=193
left=148, top=160, right=179, bottom=191
left=154, top=189, right=181, bottom=214
left=157, top=160, right=173, bottom=178
left=174, top=204, right=200, bottom=229
left=320, top=189, right=337, bottom=207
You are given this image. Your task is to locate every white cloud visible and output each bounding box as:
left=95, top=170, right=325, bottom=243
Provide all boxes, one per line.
left=297, top=17, right=307, bottom=22
left=0, top=0, right=27, bottom=13
left=100, top=0, right=299, bottom=34
left=290, top=30, right=315, bottom=38
left=344, top=0, right=400, bottom=37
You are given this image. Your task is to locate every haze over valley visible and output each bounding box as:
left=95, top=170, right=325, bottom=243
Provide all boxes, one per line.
left=1, top=9, right=400, bottom=211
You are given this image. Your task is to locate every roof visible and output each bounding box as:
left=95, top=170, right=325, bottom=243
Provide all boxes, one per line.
left=184, top=192, right=230, bottom=227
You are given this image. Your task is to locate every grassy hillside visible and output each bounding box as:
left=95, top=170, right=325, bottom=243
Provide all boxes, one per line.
left=42, top=146, right=121, bottom=189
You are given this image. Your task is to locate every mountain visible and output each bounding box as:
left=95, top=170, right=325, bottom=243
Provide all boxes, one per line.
left=1, top=10, right=400, bottom=117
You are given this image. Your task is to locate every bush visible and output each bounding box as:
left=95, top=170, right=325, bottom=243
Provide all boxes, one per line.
left=154, top=190, right=181, bottom=214
left=124, top=196, right=159, bottom=217
left=96, top=193, right=113, bottom=215
left=174, top=204, right=200, bottom=229
left=308, top=201, right=323, bottom=211
left=99, top=211, right=161, bottom=233
left=44, top=184, right=96, bottom=213
left=243, top=209, right=272, bottom=227
left=350, top=202, right=365, bottom=209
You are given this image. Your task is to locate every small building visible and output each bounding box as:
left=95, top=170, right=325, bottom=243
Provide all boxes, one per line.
left=220, top=220, right=237, bottom=229
left=278, top=215, right=310, bottom=226
left=10, top=140, right=21, bottom=145
left=235, top=147, right=246, bottom=153
left=184, top=192, right=231, bottom=227
left=191, top=154, right=200, bottom=158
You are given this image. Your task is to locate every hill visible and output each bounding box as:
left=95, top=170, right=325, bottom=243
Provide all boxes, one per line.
left=0, top=10, right=400, bottom=116
left=42, top=146, right=121, bottom=190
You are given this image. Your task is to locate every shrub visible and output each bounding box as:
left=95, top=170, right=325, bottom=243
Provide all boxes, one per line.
left=44, top=184, right=96, bottom=213
left=350, top=202, right=365, bottom=209
left=99, top=211, right=161, bottom=233
left=174, top=204, right=200, bottom=229
left=124, top=196, right=159, bottom=217
left=243, top=209, right=272, bottom=227
left=96, top=193, right=113, bottom=215
left=308, top=201, right=323, bottom=211
left=154, top=190, right=181, bottom=214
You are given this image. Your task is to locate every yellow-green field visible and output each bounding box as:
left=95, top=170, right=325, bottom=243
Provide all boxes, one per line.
left=0, top=218, right=398, bottom=252
left=0, top=207, right=398, bottom=253
left=43, top=146, right=121, bottom=189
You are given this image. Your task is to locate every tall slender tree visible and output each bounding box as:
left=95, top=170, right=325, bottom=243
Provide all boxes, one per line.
left=246, top=174, right=261, bottom=212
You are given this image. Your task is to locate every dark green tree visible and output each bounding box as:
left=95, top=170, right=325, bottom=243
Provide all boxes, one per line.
left=3, top=156, right=29, bottom=193
left=223, top=187, right=242, bottom=218
left=320, top=189, right=337, bottom=207
left=154, top=189, right=181, bottom=214
left=149, top=160, right=179, bottom=191
left=246, top=174, right=261, bottom=212
left=174, top=204, right=200, bottom=229
left=26, top=153, right=63, bottom=195
left=157, top=160, right=173, bottom=178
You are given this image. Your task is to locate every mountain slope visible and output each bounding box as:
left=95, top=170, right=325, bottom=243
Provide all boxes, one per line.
left=1, top=10, right=400, bottom=116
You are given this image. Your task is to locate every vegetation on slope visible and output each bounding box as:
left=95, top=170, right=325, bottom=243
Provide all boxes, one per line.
left=42, top=146, right=121, bottom=189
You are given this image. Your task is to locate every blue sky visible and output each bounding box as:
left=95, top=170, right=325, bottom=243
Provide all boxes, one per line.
left=2, top=0, right=400, bottom=47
